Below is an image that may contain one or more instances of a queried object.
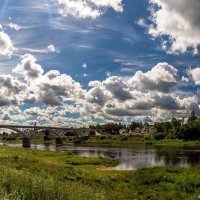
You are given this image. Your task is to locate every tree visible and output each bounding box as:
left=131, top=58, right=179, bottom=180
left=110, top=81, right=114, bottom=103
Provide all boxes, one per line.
left=129, top=122, right=142, bottom=131
left=188, top=110, right=197, bottom=123
left=154, top=122, right=165, bottom=133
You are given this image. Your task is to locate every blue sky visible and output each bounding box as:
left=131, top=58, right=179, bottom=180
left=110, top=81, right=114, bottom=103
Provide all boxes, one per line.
left=0, top=0, right=200, bottom=126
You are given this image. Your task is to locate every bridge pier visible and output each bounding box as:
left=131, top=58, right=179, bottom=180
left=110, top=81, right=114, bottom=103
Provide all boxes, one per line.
left=22, top=137, right=31, bottom=148
left=56, top=137, right=63, bottom=145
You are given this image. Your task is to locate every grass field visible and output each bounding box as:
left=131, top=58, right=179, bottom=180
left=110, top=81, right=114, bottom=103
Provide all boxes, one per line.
left=1, top=145, right=200, bottom=199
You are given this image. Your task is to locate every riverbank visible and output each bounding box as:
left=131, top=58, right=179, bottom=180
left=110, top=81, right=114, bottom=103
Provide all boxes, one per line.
left=2, top=135, right=200, bottom=148
left=1, top=145, right=200, bottom=199
left=79, top=135, right=200, bottom=148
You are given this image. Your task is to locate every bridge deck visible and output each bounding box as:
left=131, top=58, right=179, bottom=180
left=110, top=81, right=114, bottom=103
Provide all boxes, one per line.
left=0, top=124, right=71, bottom=130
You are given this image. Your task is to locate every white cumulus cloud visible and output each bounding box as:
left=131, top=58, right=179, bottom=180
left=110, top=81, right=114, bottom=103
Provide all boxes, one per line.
left=0, top=31, right=13, bottom=56
left=12, top=54, right=44, bottom=81
left=53, top=0, right=123, bottom=19
left=129, top=62, right=178, bottom=93
left=190, top=68, right=200, bottom=85
left=148, top=0, right=200, bottom=54
left=82, top=63, right=87, bottom=68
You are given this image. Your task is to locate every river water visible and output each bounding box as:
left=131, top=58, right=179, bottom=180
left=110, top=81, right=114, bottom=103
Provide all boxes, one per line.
left=1, top=142, right=200, bottom=170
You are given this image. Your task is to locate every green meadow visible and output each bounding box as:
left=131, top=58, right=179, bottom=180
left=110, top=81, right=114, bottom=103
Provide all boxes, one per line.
left=1, top=145, right=200, bottom=199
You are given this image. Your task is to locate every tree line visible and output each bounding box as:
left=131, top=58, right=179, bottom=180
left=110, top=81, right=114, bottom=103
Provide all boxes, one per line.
left=89, top=111, right=200, bottom=140
left=153, top=111, right=200, bottom=140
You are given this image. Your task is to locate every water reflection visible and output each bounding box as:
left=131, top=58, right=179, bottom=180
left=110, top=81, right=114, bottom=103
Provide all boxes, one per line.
left=1, top=142, right=200, bottom=170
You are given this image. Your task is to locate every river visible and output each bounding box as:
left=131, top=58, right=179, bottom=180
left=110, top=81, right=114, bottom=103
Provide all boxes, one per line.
left=1, top=142, right=200, bottom=170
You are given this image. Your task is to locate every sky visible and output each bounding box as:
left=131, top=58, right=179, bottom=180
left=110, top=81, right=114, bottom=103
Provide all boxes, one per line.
left=0, top=0, right=200, bottom=126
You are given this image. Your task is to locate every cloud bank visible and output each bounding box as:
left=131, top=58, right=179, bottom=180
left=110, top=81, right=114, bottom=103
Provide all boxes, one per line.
left=0, top=53, right=198, bottom=126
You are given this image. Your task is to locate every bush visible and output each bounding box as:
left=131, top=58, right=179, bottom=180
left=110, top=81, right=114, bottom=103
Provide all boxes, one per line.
left=153, top=133, right=167, bottom=140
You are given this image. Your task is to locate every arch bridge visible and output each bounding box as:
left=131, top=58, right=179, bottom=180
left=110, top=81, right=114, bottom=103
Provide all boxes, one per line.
left=0, top=124, right=91, bottom=148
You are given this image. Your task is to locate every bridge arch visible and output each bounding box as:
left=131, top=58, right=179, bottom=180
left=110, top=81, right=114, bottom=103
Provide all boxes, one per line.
left=5, top=127, right=27, bottom=137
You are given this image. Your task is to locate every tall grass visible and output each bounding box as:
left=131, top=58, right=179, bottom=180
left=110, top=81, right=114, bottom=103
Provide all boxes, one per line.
left=0, top=165, right=110, bottom=200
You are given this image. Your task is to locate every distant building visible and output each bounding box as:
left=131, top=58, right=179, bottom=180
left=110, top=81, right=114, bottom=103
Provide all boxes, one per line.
left=119, top=129, right=127, bottom=135
left=95, top=131, right=101, bottom=136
